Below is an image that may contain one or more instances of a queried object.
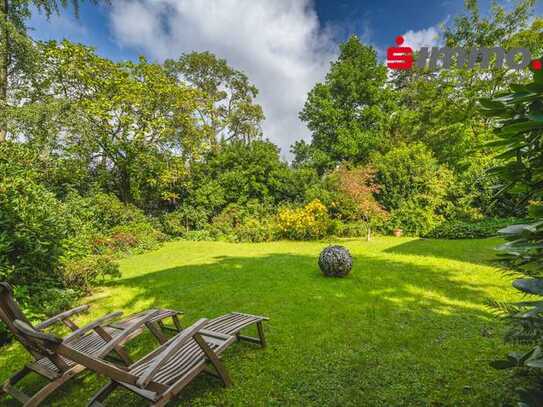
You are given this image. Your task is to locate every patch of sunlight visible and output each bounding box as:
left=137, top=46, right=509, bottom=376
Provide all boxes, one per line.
left=381, top=295, right=457, bottom=316
left=84, top=286, right=147, bottom=313
left=405, top=284, right=488, bottom=312
left=366, top=287, right=397, bottom=295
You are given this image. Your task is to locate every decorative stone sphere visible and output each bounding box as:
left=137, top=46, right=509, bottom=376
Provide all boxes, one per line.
left=318, top=245, right=352, bottom=277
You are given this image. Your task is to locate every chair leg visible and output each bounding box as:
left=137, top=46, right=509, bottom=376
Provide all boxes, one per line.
left=172, top=314, right=182, bottom=332
left=207, top=360, right=232, bottom=388
left=113, top=347, right=132, bottom=366
left=256, top=321, right=267, bottom=348
left=87, top=381, right=118, bottom=407
left=2, top=367, right=32, bottom=404
left=146, top=321, right=168, bottom=345
left=23, top=374, right=71, bottom=407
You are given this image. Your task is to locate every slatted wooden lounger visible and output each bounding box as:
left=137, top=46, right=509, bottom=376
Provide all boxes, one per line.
left=12, top=317, right=237, bottom=407
left=0, top=282, right=182, bottom=406
left=86, top=312, right=270, bottom=405
left=205, top=312, right=269, bottom=347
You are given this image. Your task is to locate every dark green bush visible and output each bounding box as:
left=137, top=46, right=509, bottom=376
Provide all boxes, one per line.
left=232, top=218, right=278, bottom=242
left=372, top=143, right=453, bottom=212
left=204, top=201, right=278, bottom=242
left=159, top=205, right=209, bottom=237
left=425, top=218, right=528, bottom=239
left=0, top=177, right=68, bottom=286
left=62, top=255, right=120, bottom=293
left=64, top=192, right=148, bottom=233
left=333, top=221, right=369, bottom=238
left=384, top=202, right=442, bottom=237
left=91, top=222, right=166, bottom=255
left=182, top=230, right=213, bottom=241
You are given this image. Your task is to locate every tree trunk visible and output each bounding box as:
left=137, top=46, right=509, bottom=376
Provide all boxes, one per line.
left=0, top=0, right=8, bottom=142
left=116, top=165, right=132, bottom=204
left=367, top=225, right=371, bottom=241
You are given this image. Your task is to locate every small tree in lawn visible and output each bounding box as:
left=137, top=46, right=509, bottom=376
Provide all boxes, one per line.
left=333, top=164, right=388, bottom=241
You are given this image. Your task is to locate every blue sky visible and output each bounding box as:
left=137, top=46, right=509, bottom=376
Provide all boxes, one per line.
left=27, top=0, right=542, bottom=155
left=29, top=0, right=524, bottom=61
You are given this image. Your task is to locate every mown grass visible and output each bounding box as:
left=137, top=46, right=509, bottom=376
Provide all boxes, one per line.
left=0, top=237, right=526, bottom=406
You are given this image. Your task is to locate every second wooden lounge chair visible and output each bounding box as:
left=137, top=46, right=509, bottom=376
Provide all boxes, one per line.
left=0, top=282, right=182, bottom=406
left=12, top=318, right=236, bottom=407
left=205, top=312, right=268, bottom=347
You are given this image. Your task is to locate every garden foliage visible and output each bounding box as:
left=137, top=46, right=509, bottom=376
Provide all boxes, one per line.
left=481, top=60, right=543, bottom=405
left=0, top=0, right=542, bottom=351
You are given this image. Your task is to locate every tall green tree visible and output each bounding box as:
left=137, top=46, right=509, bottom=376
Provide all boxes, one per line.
left=297, top=36, right=394, bottom=174
left=164, top=51, right=264, bottom=145
left=192, top=140, right=293, bottom=208
left=0, top=0, right=99, bottom=141
left=12, top=41, right=201, bottom=206
left=390, top=0, right=542, bottom=170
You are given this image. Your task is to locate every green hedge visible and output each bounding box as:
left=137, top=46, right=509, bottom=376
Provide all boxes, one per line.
left=424, top=218, right=529, bottom=239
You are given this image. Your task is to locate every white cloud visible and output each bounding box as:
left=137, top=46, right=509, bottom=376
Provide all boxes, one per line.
left=402, top=26, right=440, bottom=51
left=108, top=0, right=339, bottom=158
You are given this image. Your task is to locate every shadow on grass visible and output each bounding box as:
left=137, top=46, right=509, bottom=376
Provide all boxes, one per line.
left=383, top=237, right=502, bottom=265
left=1, top=250, right=517, bottom=406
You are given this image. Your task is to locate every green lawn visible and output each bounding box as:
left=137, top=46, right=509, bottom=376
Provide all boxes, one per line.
left=0, top=237, right=526, bottom=406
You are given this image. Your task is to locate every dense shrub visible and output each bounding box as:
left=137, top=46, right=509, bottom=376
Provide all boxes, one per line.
left=61, top=192, right=168, bottom=258
left=160, top=205, right=209, bottom=237
left=182, top=230, right=213, bottom=241
left=372, top=143, right=452, bottom=210
left=203, top=201, right=278, bottom=242
left=0, top=176, right=68, bottom=287
left=277, top=199, right=331, bottom=240
left=64, top=192, right=149, bottom=233
left=371, top=143, right=453, bottom=235
left=233, top=218, right=278, bottom=242
left=333, top=221, right=369, bottom=238
left=62, top=255, right=120, bottom=293
left=384, top=202, right=443, bottom=237
left=425, top=218, right=527, bottom=239
left=109, top=222, right=166, bottom=252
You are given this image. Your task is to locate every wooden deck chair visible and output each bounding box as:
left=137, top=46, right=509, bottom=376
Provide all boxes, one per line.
left=0, top=282, right=182, bottom=406
left=205, top=312, right=269, bottom=347
left=12, top=318, right=236, bottom=407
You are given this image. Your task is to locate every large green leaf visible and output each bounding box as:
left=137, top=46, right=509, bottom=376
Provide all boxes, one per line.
left=499, top=121, right=543, bottom=135
left=513, top=279, right=543, bottom=296
left=527, top=113, right=543, bottom=122
left=479, top=98, right=506, bottom=110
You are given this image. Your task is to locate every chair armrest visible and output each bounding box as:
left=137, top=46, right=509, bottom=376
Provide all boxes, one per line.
left=35, top=305, right=90, bottom=331
left=136, top=318, right=209, bottom=388
left=63, top=311, right=123, bottom=343
left=14, top=320, right=63, bottom=344
left=97, top=309, right=162, bottom=357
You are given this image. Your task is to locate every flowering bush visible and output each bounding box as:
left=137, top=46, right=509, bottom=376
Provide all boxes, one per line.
left=277, top=199, right=331, bottom=240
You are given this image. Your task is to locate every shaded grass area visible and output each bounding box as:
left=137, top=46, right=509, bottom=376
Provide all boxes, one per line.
left=0, top=237, right=525, bottom=406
